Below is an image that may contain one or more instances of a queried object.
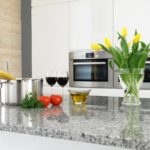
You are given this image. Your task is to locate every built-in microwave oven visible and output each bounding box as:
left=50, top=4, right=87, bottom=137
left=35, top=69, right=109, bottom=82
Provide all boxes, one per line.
left=114, top=58, right=150, bottom=89
left=69, top=51, right=114, bottom=88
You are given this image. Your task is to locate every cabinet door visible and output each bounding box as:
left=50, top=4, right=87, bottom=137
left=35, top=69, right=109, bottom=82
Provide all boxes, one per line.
left=32, top=0, right=68, bottom=7
left=114, top=0, right=150, bottom=44
left=69, top=0, right=113, bottom=50
left=32, top=2, right=69, bottom=78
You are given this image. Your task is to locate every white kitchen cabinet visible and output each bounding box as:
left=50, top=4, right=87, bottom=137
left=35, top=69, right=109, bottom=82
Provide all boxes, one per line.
left=32, top=1, right=69, bottom=78
left=31, top=0, right=150, bottom=78
left=32, top=0, right=69, bottom=7
left=69, top=0, right=114, bottom=50
left=32, top=0, right=114, bottom=77
left=114, top=0, right=150, bottom=44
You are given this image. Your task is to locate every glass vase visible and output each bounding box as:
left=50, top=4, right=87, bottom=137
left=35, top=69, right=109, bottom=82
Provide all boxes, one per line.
left=120, top=105, right=143, bottom=140
left=119, top=68, right=144, bottom=106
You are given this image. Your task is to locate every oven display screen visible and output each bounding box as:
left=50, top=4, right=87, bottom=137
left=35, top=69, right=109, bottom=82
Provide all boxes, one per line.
left=86, top=53, right=94, bottom=58
left=73, top=59, right=108, bottom=82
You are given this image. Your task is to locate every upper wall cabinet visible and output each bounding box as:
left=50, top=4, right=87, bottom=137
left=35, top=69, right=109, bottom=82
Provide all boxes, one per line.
left=32, top=1, right=69, bottom=77
left=32, top=0, right=69, bottom=7
left=114, top=0, right=150, bottom=44
left=69, top=0, right=114, bottom=50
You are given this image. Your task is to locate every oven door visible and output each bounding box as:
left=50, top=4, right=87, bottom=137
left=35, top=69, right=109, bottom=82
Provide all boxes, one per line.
left=142, top=59, right=150, bottom=89
left=69, top=59, right=113, bottom=88
left=114, top=59, right=150, bottom=89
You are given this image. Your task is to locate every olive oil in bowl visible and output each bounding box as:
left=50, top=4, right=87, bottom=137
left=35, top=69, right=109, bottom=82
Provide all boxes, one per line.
left=68, top=89, right=91, bottom=105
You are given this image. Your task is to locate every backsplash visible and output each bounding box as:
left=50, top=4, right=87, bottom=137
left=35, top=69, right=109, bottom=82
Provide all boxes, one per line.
left=0, top=0, right=21, bottom=77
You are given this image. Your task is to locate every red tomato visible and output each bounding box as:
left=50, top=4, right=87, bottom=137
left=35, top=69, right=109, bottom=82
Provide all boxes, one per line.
left=39, top=96, right=51, bottom=107
left=50, top=95, right=62, bottom=106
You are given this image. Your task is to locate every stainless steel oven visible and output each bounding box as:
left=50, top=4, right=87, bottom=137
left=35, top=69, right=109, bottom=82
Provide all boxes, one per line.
left=69, top=51, right=113, bottom=88
left=114, top=58, right=150, bottom=89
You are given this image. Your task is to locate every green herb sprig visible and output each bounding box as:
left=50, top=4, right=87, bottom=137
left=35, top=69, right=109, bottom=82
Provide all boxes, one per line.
left=21, top=92, right=44, bottom=108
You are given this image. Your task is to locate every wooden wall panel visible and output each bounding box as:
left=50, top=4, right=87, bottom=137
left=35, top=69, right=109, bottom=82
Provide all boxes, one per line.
left=0, top=0, right=21, bottom=77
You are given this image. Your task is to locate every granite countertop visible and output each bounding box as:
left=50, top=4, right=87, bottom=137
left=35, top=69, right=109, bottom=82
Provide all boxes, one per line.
left=0, top=96, right=150, bottom=150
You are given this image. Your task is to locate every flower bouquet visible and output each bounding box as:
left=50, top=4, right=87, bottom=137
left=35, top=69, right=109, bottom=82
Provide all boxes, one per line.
left=91, top=28, right=150, bottom=106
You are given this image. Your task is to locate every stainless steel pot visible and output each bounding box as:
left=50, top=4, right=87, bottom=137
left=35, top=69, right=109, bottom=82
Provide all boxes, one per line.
left=0, top=78, right=43, bottom=105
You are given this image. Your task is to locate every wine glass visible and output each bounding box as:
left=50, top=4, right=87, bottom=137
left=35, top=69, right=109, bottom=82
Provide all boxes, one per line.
left=45, top=71, right=57, bottom=95
left=57, top=71, right=69, bottom=98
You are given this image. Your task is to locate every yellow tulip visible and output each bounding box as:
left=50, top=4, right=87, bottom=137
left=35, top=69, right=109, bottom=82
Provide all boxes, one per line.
left=121, top=27, right=128, bottom=37
left=104, top=38, right=112, bottom=48
left=91, top=43, right=102, bottom=51
left=128, top=41, right=132, bottom=47
left=133, top=33, right=142, bottom=43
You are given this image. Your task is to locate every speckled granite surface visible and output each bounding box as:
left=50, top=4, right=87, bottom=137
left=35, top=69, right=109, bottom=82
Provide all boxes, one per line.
left=0, top=96, right=150, bottom=150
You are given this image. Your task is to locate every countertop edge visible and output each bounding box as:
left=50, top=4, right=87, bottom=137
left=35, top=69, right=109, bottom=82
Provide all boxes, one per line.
left=0, top=123, right=149, bottom=150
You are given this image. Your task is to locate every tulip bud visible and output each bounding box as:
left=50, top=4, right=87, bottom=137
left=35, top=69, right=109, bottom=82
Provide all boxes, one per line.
left=91, top=43, right=102, bottom=51
left=133, top=34, right=142, bottom=43
left=128, top=41, right=132, bottom=47
left=121, top=27, right=128, bottom=37
left=104, top=38, right=112, bottom=48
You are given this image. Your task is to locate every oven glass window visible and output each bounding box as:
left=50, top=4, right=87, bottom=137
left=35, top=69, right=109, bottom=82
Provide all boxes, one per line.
left=144, top=60, right=150, bottom=82
left=73, top=59, right=108, bottom=82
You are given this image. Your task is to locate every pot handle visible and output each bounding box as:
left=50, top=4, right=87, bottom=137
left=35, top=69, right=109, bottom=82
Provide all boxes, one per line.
left=0, top=80, right=13, bottom=87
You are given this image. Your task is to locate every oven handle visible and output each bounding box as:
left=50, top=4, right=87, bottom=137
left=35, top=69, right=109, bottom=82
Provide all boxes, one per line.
left=73, top=62, right=106, bottom=65
left=146, top=61, right=150, bottom=64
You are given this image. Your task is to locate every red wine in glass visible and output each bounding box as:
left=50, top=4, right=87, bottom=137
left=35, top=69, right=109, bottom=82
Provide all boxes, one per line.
left=46, top=72, right=57, bottom=95
left=46, top=77, right=57, bottom=86
left=57, top=71, right=69, bottom=98
left=57, top=77, right=68, bottom=87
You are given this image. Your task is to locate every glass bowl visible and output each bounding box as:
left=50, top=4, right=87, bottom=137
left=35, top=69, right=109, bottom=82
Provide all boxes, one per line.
left=68, top=89, right=91, bottom=105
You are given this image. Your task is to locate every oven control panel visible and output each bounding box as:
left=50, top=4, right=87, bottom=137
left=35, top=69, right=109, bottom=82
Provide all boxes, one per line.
left=69, top=51, right=112, bottom=59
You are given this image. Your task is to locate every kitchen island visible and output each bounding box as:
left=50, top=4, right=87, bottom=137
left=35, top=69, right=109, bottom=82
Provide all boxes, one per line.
left=0, top=96, right=150, bottom=150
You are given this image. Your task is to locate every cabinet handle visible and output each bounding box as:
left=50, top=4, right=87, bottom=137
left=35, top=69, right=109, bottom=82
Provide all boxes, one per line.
left=73, top=62, right=106, bottom=65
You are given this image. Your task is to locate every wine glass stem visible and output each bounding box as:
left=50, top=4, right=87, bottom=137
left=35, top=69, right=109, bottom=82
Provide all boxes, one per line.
left=62, top=87, right=64, bottom=99
left=61, top=87, right=64, bottom=107
left=51, top=86, right=54, bottom=96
